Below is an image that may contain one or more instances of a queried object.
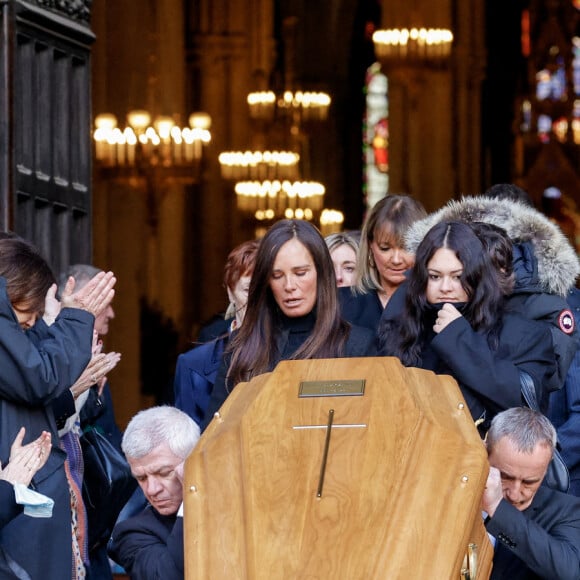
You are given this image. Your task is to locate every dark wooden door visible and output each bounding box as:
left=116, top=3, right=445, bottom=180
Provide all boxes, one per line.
left=0, top=0, right=94, bottom=273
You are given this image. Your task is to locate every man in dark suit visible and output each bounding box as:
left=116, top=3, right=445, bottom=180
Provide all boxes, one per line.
left=108, top=406, right=200, bottom=579
left=482, top=407, right=580, bottom=579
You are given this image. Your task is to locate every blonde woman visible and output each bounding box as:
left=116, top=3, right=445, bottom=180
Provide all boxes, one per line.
left=324, top=232, right=359, bottom=288
left=340, top=194, right=426, bottom=332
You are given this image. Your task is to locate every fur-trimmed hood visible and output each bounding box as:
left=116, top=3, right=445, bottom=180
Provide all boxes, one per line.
left=405, top=196, right=580, bottom=296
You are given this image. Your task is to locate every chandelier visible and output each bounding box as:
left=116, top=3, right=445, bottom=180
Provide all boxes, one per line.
left=247, top=90, right=331, bottom=122
left=218, top=15, right=334, bottom=225
left=219, top=89, right=331, bottom=223
left=218, top=150, right=300, bottom=181
left=93, top=110, right=211, bottom=228
left=373, top=28, right=453, bottom=70
left=234, top=180, right=325, bottom=221
left=94, top=110, right=211, bottom=177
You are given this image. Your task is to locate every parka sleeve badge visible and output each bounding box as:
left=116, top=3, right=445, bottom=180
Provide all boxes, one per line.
left=558, top=309, right=575, bottom=334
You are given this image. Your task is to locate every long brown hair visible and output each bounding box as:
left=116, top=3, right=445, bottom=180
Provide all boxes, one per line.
left=227, top=220, right=350, bottom=386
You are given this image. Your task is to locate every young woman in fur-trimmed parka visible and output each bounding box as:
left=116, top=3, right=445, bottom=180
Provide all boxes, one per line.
left=378, top=196, right=580, bottom=429
left=399, top=195, right=580, bottom=388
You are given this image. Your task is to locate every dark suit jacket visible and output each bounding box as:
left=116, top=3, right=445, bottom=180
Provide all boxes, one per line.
left=108, top=505, right=183, bottom=580
left=174, top=336, right=227, bottom=428
left=486, top=486, right=580, bottom=579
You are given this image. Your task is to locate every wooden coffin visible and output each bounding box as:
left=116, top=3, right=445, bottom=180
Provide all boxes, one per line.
left=183, top=357, right=493, bottom=579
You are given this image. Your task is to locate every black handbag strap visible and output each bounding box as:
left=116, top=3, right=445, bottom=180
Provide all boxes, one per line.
left=519, top=370, right=540, bottom=411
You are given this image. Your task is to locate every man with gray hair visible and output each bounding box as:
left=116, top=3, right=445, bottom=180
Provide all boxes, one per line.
left=482, top=407, right=580, bottom=579
left=108, top=406, right=200, bottom=579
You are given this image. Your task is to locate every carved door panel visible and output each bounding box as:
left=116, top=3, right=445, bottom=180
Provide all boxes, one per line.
left=0, top=0, right=94, bottom=273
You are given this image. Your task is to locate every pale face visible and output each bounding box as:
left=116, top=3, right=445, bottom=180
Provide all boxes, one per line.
left=227, top=274, right=252, bottom=325
left=425, top=248, right=469, bottom=304
left=128, top=442, right=184, bottom=516
left=488, top=436, right=552, bottom=511
left=94, top=304, right=115, bottom=336
left=330, top=244, right=357, bottom=287
left=270, top=238, right=317, bottom=318
left=12, top=302, right=39, bottom=330
left=370, top=233, right=414, bottom=294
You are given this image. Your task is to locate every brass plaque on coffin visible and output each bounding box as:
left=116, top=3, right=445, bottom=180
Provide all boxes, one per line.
left=299, top=379, right=366, bottom=397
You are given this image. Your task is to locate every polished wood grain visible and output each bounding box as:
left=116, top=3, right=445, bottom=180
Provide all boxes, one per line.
left=184, top=357, right=492, bottom=579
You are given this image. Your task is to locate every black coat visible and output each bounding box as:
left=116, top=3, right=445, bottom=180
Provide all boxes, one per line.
left=548, top=288, right=580, bottom=497
left=402, top=197, right=580, bottom=397
left=379, top=265, right=568, bottom=417
left=338, top=286, right=384, bottom=333
left=506, top=241, right=579, bottom=387
left=418, top=312, right=557, bottom=421
left=487, top=486, right=580, bottom=579
left=108, top=506, right=183, bottom=580
left=381, top=251, right=577, bottom=394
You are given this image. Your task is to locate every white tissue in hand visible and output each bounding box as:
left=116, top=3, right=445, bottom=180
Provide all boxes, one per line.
left=13, top=483, right=54, bottom=518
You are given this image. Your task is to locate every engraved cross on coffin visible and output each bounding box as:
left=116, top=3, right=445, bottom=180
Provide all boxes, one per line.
left=294, top=379, right=367, bottom=498
left=184, top=357, right=493, bottom=579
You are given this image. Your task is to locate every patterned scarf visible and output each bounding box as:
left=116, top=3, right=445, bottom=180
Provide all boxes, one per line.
left=60, top=427, right=88, bottom=579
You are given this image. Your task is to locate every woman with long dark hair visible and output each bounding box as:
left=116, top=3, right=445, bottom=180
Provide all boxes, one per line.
left=378, top=221, right=557, bottom=429
left=205, top=220, right=376, bottom=425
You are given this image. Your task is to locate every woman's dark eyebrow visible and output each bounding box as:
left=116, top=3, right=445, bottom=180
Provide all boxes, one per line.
left=427, top=268, right=463, bottom=274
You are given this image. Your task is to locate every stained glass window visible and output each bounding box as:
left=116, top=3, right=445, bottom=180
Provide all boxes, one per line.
left=363, top=62, right=389, bottom=210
